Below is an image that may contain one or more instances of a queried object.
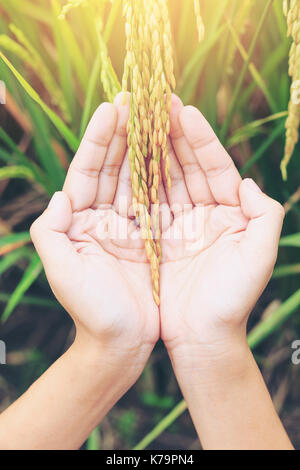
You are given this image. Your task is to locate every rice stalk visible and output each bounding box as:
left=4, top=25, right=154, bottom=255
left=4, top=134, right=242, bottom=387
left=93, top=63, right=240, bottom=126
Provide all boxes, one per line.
left=281, top=0, right=300, bottom=180
left=194, top=0, right=205, bottom=42
left=122, top=0, right=176, bottom=305
left=225, top=0, right=253, bottom=74
left=96, top=18, right=121, bottom=102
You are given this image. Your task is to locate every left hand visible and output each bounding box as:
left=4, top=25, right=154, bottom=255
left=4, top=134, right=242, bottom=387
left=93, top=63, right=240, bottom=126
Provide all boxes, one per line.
left=31, top=93, right=159, bottom=383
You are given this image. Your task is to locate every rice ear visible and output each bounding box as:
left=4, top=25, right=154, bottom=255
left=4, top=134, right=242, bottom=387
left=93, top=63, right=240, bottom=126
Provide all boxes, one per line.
left=282, top=0, right=300, bottom=180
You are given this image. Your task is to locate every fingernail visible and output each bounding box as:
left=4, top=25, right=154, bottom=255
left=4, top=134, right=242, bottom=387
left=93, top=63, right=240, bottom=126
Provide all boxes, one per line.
left=244, top=178, right=262, bottom=194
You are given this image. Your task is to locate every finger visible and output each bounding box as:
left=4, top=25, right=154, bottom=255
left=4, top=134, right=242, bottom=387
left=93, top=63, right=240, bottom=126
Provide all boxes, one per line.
left=239, top=179, right=285, bottom=273
left=158, top=180, right=168, bottom=204
left=170, top=95, right=215, bottom=205
left=162, top=138, right=192, bottom=214
left=113, top=151, right=133, bottom=217
left=158, top=180, right=173, bottom=232
left=94, top=92, right=130, bottom=207
left=63, top=103, right=118, bottom=211
left=30, top=192, right=79, bottom=287
left=179, top=105, right=242, bottom=206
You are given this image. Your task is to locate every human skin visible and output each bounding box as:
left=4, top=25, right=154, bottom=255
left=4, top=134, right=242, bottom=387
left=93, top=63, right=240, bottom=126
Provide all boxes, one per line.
left=0, top=93, right=293, bottom=450
left=0, top=93, right=159, bottom=450
left=158, top=95, right=293, bottom=450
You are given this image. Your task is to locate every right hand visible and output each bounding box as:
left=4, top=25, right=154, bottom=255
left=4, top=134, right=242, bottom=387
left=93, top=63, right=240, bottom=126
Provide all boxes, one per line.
left=159, top=95, right=285, bottom=357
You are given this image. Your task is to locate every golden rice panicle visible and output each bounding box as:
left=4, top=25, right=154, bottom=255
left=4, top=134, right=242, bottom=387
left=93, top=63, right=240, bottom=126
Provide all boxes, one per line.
left=281, top=0, right=300, bottom=180
left=145, top=0, right=162, bottom=297
left=194, top=0, right=205, bottom=42
left=121, top=0, right=177, bottom=305
left=122, top=0, right=132, bottom=103
left=122, top=0, right=160, bottom=305
left=125, top=2, right=149, bottom=211
left=160, top=0, right=176, bottom=190
left=59, top=0, right=88, bottom=19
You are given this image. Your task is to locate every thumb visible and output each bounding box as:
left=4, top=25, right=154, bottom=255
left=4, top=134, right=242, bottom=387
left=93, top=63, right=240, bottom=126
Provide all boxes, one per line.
left=239, top=179, right=285, bottom=272
left=30, top=192, right=77, bottom=285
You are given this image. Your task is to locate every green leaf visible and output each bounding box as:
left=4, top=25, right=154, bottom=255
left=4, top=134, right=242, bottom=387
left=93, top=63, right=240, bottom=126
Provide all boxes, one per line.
left=2, top=253, right=43, bottom=322
left=0, top=232, right=31, bottom=251
left=220, top=0, right=274, bottom=142
left=280, top=233, right=300, bottom=248
left=0, top=247, right=31, bottom=276
left=240, top=121, right=285, bottom=176
left=225, top=17, right=277, bottom=113
left=273, top=264, right=300, bottom=279
left=0, top=50, right=79, bottom=152
left=87, top=427, right=101, bottom=451
left=0, top=165, right=34, bottom=181
left=141, top=392, right=175, bottom=410
left=80, top=53, right=102, bottom=138
left=227, top=112, right=288, bottom=149
left=0, top=293, right=60, bottom=309
left=0, top=127, right=51, bottom=191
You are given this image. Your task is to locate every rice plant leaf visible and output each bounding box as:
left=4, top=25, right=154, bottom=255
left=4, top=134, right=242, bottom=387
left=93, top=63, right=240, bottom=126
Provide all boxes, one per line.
left=240, top=121, right=285, bottom=176
left=273, top=264, right=300, bottom=279
left=80, top=1, right=121, bottom=137
left=97, top=23, right=121, bottom=103
left=239, top=41, right=289, bottom=111
left=0, top=34, right=32, bottom=63
left=0, top=165, right=34, bottom=181
left=227, top=112, right=288, bottom=149
left=80, top=53, right=102, bottom=138
left=7, top=23, right=68, bottom=120
left=103, top=0, right=122, bottom=43
left=0, top=247, right=31, bottom=276
left=0, top=232, right=31, bottom=256
left=2, top=253, right=43, bottom=322
left=0, top=293, right=60, bottom=309
left=51, top=0, right=76, bottom=124
left=280, top=233, right=300, bottom=248
left=0, top=127, right=52, bottom=193
left=225, top=17, right=277, bottom=113
left=0, top=51, right=79, bottom=152
left=25, top=99, right=66, bottom=189
left=87, top=427, right=101, bottom=451
left=220, top=0, right=274, bottom=142
left=0, top=0, right=52, bottom=25
left=179, top=25, right=226, bottom=103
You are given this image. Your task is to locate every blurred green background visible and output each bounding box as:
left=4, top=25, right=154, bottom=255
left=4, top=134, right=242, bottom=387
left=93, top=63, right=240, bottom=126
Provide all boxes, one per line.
left=0, top=0, right=299, bottom=449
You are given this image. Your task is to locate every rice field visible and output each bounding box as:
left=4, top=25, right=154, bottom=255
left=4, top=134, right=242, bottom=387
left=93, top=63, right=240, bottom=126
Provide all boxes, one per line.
left=0, top=0, right=299, bottom=449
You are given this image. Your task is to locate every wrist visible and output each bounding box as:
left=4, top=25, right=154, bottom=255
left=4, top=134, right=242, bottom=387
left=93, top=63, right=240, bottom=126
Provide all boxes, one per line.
left=71, top=328, right=153, bottom=388
left=167, top=330, right=251, bottom=379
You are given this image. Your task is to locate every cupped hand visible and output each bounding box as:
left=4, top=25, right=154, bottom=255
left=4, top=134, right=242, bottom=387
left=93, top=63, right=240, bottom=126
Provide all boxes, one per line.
left=30, top=93, right=159, bottom=370
left=159, top=95, right=285, bottom=352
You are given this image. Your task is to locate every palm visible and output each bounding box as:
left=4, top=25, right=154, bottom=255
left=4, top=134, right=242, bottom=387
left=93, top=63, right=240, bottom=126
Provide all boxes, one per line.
left=62, top=206, right=157, bottom=343
left=159, top=96, right=283, bottom=347
left=161, top=204, right=250, bottom=345
left=47, top=96, right=159, bottom=349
